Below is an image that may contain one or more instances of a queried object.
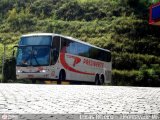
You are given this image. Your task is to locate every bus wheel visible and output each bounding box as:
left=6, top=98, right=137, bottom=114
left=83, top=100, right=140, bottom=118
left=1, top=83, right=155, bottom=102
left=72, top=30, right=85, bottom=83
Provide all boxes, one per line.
left=95, top=75, right=100, bottom=85
left=100, top=75, right=105, bottom=85
left=32, top=79, right=36, bottom=84
left=58, top=70, right=65, bottom=84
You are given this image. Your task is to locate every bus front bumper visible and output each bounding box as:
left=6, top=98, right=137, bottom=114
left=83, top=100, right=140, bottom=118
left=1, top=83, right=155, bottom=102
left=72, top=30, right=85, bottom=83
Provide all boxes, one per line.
left=16, top=72, right=50, bottom=79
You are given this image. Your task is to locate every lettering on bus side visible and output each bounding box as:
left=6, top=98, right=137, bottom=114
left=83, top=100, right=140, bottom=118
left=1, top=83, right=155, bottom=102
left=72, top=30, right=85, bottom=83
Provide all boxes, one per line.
left=83, top=58, right=104, bottom=68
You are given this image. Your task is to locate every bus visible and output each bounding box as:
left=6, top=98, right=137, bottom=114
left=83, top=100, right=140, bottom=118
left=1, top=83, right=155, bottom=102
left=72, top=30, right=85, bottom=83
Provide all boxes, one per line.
left=16, top=33, right=111, bottom=85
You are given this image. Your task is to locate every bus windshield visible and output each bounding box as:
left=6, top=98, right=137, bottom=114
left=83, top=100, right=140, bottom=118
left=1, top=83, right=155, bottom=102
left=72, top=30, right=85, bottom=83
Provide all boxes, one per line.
left=16, top=46, right=50, bottom=66
left=19, top=36, right=52, bottom=45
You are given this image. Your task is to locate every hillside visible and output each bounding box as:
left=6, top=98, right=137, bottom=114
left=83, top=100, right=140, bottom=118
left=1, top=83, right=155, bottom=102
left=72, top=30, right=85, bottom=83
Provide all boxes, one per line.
left=0, top=0, right=160, bottom=86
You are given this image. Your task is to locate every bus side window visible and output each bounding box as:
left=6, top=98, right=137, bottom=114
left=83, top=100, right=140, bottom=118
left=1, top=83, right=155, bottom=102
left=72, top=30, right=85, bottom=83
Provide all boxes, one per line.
left=51, top=36, right=60, bottom=65
left=106, top=52, right=111, bottom=62
left=102, top=51, right=111, bottom=62
left=61, top=38, right=68, bottom=53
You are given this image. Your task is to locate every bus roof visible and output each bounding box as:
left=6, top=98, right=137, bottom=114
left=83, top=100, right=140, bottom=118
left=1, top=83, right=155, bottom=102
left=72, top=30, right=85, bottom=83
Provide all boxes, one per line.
left=22, top=33, right=111, bottom=52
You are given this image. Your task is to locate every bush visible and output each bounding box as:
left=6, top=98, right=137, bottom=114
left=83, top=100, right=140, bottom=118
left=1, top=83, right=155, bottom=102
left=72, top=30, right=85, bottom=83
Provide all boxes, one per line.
left=112, top=52, right=160, bottom=70
left=112, top=69, right=139, bottom=86
left=112, top=64, right=160, bottom=87
left=136, top=64, right=160, bottom=87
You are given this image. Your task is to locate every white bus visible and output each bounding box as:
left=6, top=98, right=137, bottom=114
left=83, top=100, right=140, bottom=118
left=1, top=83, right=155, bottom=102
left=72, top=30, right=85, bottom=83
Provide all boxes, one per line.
left=16, top=33, right=111, bottom=85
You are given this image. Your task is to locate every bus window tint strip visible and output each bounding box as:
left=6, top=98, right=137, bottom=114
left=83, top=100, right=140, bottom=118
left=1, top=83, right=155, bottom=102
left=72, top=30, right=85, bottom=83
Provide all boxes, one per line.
left=19, top=36, right=52, bottom=45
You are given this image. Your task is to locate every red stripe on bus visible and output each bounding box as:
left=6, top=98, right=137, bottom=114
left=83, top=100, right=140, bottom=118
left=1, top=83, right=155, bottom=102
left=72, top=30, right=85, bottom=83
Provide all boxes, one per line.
left=60, top=53, right=95, bottom=75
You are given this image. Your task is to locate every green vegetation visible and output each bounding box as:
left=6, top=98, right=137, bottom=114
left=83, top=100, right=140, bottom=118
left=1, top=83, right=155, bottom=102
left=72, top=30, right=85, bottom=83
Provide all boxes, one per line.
left=0, top=0, right=160, bottom=86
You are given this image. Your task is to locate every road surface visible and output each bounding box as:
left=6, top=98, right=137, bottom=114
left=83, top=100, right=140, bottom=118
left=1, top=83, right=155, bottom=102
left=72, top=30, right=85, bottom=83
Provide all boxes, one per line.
left=0, top=84, right=160, bottom=119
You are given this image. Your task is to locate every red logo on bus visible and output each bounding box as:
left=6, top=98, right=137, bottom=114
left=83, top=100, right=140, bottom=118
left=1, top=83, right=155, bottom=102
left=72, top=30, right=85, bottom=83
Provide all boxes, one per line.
left=67, top=55, right=81, bottom=67
left=60, top=53, right=95, bottom=75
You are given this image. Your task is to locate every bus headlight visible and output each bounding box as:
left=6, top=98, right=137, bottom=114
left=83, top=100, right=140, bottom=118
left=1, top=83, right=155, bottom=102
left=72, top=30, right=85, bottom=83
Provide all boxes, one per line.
left=17, top=70, right=23, bottom=73
left=39, top=70, right=47, bottom=73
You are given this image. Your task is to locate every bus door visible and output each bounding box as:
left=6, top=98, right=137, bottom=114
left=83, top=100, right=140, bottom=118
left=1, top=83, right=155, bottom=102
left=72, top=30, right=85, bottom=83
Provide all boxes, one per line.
left=51, top=36, right=60, bottom=65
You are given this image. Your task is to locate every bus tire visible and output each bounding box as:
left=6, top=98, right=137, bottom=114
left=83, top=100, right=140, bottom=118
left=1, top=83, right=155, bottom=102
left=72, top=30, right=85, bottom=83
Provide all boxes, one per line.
left=95, top=74, right=100, bottom=85
left=100, top=74, right=105, bottom=85
left=58, top=70, right=65, bottom=84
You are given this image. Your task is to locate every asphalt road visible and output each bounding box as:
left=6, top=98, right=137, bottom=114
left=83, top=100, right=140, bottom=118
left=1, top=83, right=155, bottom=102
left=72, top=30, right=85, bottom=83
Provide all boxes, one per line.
left=0, top=84, right=160, bottom=120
